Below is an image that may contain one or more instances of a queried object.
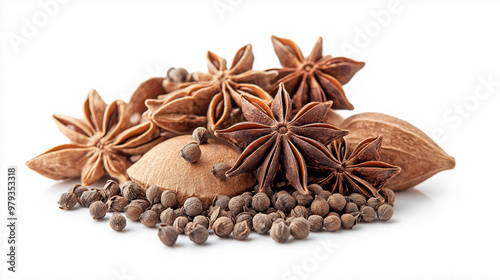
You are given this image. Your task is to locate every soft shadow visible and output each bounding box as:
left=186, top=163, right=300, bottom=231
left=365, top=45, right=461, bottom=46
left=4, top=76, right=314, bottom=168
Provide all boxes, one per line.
left=394, top=188, right=435, bottom=214
left=46, top=176, right=114, bottom=193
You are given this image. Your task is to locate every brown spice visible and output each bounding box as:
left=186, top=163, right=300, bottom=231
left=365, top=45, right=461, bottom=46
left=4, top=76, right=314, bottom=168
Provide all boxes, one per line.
left=173, top=216, right=189, bottom=234
left=213, top=217, right=234, bottom=237
left=308, top=215, right=324, bottom=232
left=348, top=193, right=366, bottom=208
left=252, top=193, right=270, bottom=212
left=158, top=225, right=178, bottom=246
left=327, top=193, right=346, bottom=212
left=184, top=197, right=203, bottom=217
left=80, top=190, right=104, bottom=208
left=379, top=188, right=396, bottom=206
left=103, top=180, right=120, bottom=198
left=129, top=198, right=150, bottom=211
left=253, top=213, right=272, bottom=234
left=296, top=193, right=313, bottom=207
left=146, top=185, right=162, bottom=204
left=290, top=205, right=308, bottom=218
left=192, top=127, right=209, bottom=144
left=121, top=181, right=146, bottom=201
left=270, top=220, right=290, bottom=243
left=213, top=195, right=230, bottom=210
left=58, top=192, right=77, bottom=210
left=211, top=163, right=230, bottom=180
left=377, top=204, right=393, bottom=221
left=109, top=213, right=126, bottom=231
left=189, top=225, right=209, bottom=244
left=69, top=185, right=88, bottom=202
left=124, top=204, right=143, bottom=221
left=360, top=205, right=376, bottom=222
left=367, top=197, right=383, bottom=209
left=193, top=215, right=210, bottom=229
left=150, top=203, right=166, bottom=216
left=290, top=217, right=310, bottom=239
left=324, top=215, right=341, bottom=232
left=140, top=210, right=159, bottom=228
left=89, top=201, right=107, bottom=220
left=106, top=196, right=130, bottom=212
left=233, top=221, right=251, bottom=240
left=160, top=191, right=177, bottom=208
left=344, top=202, right=359, bottom=214
left=228, top=196, right=245, bottom=215
left=160, top=208, right=177, bottom=226
left=181, top=142, right=201, bottom=163
left=341, top=214, right=356, bottom=229
left=307, top=184, right=324, bottom=196
left=275, top=193, right=296, bottom=212
left=310, top=196, right=329, bottom=217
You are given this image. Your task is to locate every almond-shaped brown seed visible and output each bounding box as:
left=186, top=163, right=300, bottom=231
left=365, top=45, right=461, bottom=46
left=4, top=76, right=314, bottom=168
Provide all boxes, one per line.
left=340, top=112, right=456, bottom=191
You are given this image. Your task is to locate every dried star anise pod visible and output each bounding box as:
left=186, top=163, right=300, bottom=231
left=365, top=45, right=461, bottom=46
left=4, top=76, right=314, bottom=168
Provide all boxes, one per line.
left=26, top=89, right=164, bottom=186
left=144, top=44, right=278, bottom=133
left=267, top=36, right=365, bottom=111
left=310, top=136, right=401, bottom=198
left=215, top=83, right=348, bottom=194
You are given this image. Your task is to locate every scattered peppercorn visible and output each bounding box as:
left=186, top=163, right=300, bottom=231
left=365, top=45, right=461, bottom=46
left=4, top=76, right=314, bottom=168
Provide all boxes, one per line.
left=181, top=142, right=201, bottom=163
left=270, top=220, right=290, bottom=243
left=192, top=127, right=209, bottom=144
left=109, top=213, right=126, bottom=231
left=211, top=163, right=230, bottom=180
left=158, top=225, right=178, bottom=246
left=290, top=217, right=310, bottom=239
left=377, top=204, right=394, bottom=221
left=58, top=192, right=77, bottom=210
left=233, top=221, right=251, bottom=241
left=89, top=201, right=107, bottom=219
left=184, top=197, right=203, bottom=216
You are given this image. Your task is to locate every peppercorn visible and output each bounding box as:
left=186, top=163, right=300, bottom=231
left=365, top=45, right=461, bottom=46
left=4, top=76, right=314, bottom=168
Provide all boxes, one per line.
left=158, top=225, right=178, bottom=246
left=103, top=180, right=120, bottom=198
left=211, top=163, right=230, bottom=180
left=106, top=195, right=130, bottom=212
left=213, top=217, right=234, bottom=237
left=181, top=142, right=201, bottom=163
left=89, top=201, right=107, bottom=219
left=270, top=220, right=290, bottom=243
left=275, top=193, right=296, bottom=212
left=324, top=215, right=341, bottom=232
left=109, top=213, right=126, bottom=231
left=129, top=198, right=150, bottom=211
left=252, top=193, right=270, bottom=212
left=189, top=225, right=209, bottom=244
left=121, top=181, right=146, bottom=201
left=184, top=197, right=203, bottom=216
left=253, top=213, right=272, bottom=234
left=146, top=185, right=162, bottom=204
left=192, top=127, right=209, bottom=144
left=140, top=210, right=159, bottom=228
left=344, top=202, right=359, bottom=214
left=290, top=205, right=308, bottom=218
left=160, top=208, right=177, bottom=226
left=228, top=196, right=245, bottom=215
left=173, top=216, right=189, bottom=234
left=79, top=190, right=104, bottom=208
left=124, top=204, right=143, bottom=221
left=318, top=190, right=331, bottom=200
left=184, top=222, right=196, bottom=236
left=268, top=212, right=282, bottom=222
left=311, top=196, right=329, bottom=217
left=367, top=197, right=383, bottom=209
left=290, top=217, right=310, bottom=239
left=233, top=221, right=251, bottom=241
left=213, top=195, right=230, bottom=210
left=341, top=214, right=356, bottom=229
left=69, top=185, right=88, bottom=203
left=160, top=190, right=177, bottom=208
left=235, top=212, right=253, bottom=228
left=150, top=203, right=166, bottom=216
left=308, top=215, right=324, bottom=232
left=58, top=192, right=77, bottom=210
left=379, top=188, right=396, bottom=206
left=360, top=205, right=376, bottom=222
left=377, top=204, right=393, bottom=221
left=327, top=193, right=346, bottom=212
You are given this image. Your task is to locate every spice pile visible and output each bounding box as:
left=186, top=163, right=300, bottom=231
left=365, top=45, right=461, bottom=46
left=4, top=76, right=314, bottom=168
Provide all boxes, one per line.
left=28, top=35, right=455, bottom=247
left=58, top=178, right=395, bottom=245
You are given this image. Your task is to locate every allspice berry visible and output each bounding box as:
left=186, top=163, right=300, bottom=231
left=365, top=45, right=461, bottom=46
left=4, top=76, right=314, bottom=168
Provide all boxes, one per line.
left=270, top=220, right=290, bottom=243
left=150, top=203, right=166, bottom=216
left=146, top=185, right=162, bottom=204
left=235, top=212, right=253, bottom=228
left=367, top=197, right=383, bottom=209
left=103, top=180, right=120, bottom=198
left=193, top=215, right=210, bottom=229
left=189, top=225, right=209, bottom=244
left=308, top=215, right=324, bottom=232
left=228, top=196, right=245, bottom=215
left=160, top=208, right=177, bottom=226
left=184, top=197, right=203, bottom=216
left=252, top=193, right=270, bottom=212
left=323, top=215, right=341, bottom=232
left=341, top=214, right=356, bottom=229
left=290, top=217, right=310, bottom=239
left=296, top=193, right=313, bottom=207
left=310, top=196, right=329, bottom=217
left=377, top=204, right=394, bottom=221
left=173, top=216, right=189, bottom=234
left=121, top=181, right=146, bottom=201
left=106, top=196, right=130, bottom=212
left=253, top=213, right=272, bottom=234
left=213, top=217, right=234, bottom=237
left=158, top=225, right=178, bottom=246
left=290, top=205, right=308, bottom=218
left=160, top=191, right=177, bottom=208
left=214, top=195, right=230, bottom=210
left=307, top=184, right=324, bottom=196
left=69, top=184, right=88, bottom=202
left=211, top=163, right=230, bottom=180
left=140, top=210, right=159, bottom=228
left=184, top=222, right=196, bottom=236
left=124, top=204, right=143, bottom=221
left=349, top=193, right=367, bottom=208
left=275, top=193, right=296, bottom=212
left=181, top=142, right=201, bottom=163
left=80, top=190, right=104, bottom=208
left=344, top=202, right=359, bottom=214
left=89, top=201, right=107, bottom=220
left=318, top=190, right=331, bottom=200
left=58, top=192, right=77, bottom=210
left=192, top=127, right=209, bottom=144
left=360, top=205, right=376, bottom=222
left=379, top=188, right=396, bottom=206
left=130, top=198, right=150, bottom=211
left=109, top=213, right=126, bottom=231
left=233, top=221, right=251, bottom=241
left=328, top=193, right=346, bottom=212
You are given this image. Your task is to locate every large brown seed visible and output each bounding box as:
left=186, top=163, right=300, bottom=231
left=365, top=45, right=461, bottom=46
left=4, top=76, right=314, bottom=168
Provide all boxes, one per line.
left=323, top=215, right=341, bottom=232
left=124, top=204, right=143, bottom=221
left=253, top=213, right=272, bottom=234
left=173, top=216, right=189, bottom=234
left=290, top=217, right=310, bottom=239
left=160, top=191, right=177, bottom=208
left=89, top=201, right=107, bottom=219
left=252, top=193, right=270, bottom=212
left=121, top=181, right=146, bottom=201
left=233, top=221, right=251, bottom=241
left=328, top=193, right=346, bottom=212
left=228, top=196, right=245, bottom=215
left=181, top=142, right=201, bottom=163
left=310, top=196, right=329, bottom=217
left=377, top=204, right=394, bottom=221
left=308, top=215, right=324, bottom=232
left=189, top=225, right=209, bottom=244
left=158, top=225, right=178, bottom=246
left=184, top=197, right=203, bottom=216
left=213, top=217, right=234, bottom=237
left=160, top=208, right=177, bottom=226
left=270, top=220, right=290, bottom=243
left=341, top=112, right=455, bottom=191
left=341, top=214, right=356, bottom=229
left=146, top=185, right=162, bottom=204
left=140, top=210, right=159, bottom=228
left=58, top=192, right=77, bottom=210
left=109, top=213, right=126, bottom=231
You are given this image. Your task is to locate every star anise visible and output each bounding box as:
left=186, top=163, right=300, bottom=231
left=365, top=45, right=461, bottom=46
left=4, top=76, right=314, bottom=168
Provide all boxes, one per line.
left=267, top=36, right=365, bottom=111
left=310, top=136, right=401, bottom=198
left=215, top=83, right=348, bottom=194
left=26, top=90, right=164, bottom=186
left=144, top=44, right=277, bottom=133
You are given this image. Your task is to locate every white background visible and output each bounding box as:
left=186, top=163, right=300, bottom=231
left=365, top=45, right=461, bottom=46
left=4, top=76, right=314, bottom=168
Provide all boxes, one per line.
left=1, top=1, right=499, bottom=279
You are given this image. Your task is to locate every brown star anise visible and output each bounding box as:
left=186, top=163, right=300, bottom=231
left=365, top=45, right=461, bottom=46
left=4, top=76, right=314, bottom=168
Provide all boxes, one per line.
left=26, top=90, right=164, bottom=186
left=215, top=83, right=348, bottom=194
left=311, top=136, right=401, bottom=198
left=144, top=44, right=277, bottom=133
left=267, top=36, right=365, bottom=111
